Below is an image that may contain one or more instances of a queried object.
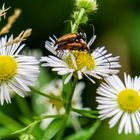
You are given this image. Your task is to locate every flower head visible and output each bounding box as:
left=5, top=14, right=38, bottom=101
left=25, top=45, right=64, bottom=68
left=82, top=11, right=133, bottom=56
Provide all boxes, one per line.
left=96, top=73, right=140, bottom=134
left=0, top=35, right=39, bottom=105
left=38, top=79, right=85, bottom=129
left=41, top=34, right=120, bottom=84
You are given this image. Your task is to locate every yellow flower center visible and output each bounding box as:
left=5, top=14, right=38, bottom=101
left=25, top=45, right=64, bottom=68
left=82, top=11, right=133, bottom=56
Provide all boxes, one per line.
left=66, top=51, right=95, bottom=71
left=0, top=56, right=17, bottom=82
left=49, top=93, right=63, bottom=112
left=117, top=89, right=140, bottom=112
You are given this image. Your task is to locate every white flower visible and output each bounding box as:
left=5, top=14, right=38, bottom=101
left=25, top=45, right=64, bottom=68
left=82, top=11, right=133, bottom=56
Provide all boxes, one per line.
left=38, top=79, right=85, bottom=129
left=96, top=73, right=140, bottom=134
left=41, top=34, right=120, bottom=84
left=0, top=35, right=39, bottom=105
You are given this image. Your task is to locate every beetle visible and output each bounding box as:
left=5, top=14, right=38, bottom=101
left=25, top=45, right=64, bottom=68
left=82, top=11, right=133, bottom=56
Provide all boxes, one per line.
left=54, top=32, right=86, bottom=46
left=55, top=38, right=89, bottom=52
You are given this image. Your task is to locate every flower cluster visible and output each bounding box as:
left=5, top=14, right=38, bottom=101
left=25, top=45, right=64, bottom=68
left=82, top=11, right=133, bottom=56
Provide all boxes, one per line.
left=1, top=0, right=140, bottom=137
left=40, top=18, right=140, bottom=135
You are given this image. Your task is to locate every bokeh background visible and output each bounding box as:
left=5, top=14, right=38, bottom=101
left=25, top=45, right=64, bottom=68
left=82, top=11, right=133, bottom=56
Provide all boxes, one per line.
left=1, top=0, right=140, bottom=139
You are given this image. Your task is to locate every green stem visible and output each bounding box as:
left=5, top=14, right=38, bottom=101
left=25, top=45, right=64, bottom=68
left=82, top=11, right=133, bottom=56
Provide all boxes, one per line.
left=31, top=87, right=62, bottom=102
left=71, top=8, right=85, bottom=32
left=56, top=115, right=68, bottom=140
left=91, top=120, right=101, bottom=134
left=33, top=114, right=64, bottom=121
left=56, top=76, right=77, bottom=140
left=27, top=120, right=40, bottom=134
left=63, top=77, right=77, bottom=113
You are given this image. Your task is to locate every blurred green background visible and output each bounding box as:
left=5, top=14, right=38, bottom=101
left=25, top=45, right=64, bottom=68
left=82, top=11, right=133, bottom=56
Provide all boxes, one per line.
left=1, top=0, right=140, bottom=139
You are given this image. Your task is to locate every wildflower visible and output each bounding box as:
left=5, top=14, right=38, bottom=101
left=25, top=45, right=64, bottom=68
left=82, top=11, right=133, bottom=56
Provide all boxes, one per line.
left=96, top=73, right=140, bottom=134
left=0, top=35, right=39, bottom=105
left=38, top=80, right=85, bottom=129
left=41, top=34, right=120, bottom=84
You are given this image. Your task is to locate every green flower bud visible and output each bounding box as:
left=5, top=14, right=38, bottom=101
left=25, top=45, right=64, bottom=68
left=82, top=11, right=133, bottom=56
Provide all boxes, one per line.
left=75, top=0, right=97, bottom=13
left=19, top=133, right=35, bottom=140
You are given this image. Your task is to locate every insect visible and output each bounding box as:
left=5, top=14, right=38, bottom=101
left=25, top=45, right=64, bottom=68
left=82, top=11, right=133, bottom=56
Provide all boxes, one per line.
left=55, top=39, right=89, bottom=51
left=54, top=32, right=86, bottom=46
left=54, top=32, right=89, bottom=52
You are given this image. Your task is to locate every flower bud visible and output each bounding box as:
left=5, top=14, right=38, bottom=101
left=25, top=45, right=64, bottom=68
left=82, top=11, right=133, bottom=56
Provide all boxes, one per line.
left=75, top=0, right=97, bottom=13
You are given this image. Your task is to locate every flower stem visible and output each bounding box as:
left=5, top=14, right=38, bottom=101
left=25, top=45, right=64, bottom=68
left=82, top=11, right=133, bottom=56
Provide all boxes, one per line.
left=31, top=87, right=62, bottom=102
left=63, top=77, right=77, bottom=113
left=33, top=114, right=64, bottom=121
left=71, top=8, right=85, bottom=32
left=56, top=76, right=77, bottom=140
left=56, top=115, right=68, bottom=140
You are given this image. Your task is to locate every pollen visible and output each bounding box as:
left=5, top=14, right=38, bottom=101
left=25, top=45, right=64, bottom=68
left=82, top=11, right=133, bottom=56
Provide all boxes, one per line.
left=117, top=89, right=140, bottom=112
left=0, top=56, right=17, bottom=82
left=66, top=51, right=95, bottom=71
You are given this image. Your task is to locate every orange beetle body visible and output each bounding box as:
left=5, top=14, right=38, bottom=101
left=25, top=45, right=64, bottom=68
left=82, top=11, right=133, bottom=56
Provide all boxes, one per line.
left=54, top=33, right=86, bottom=46
left=56, top=40, right=89, bottom=51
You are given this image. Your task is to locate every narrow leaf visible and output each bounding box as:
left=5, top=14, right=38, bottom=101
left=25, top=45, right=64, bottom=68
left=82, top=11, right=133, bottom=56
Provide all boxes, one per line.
left=42, top=117, right=66, bottom=140
left=72, top=108, right=98, bottom=118
left=65, top=120, right=101, bottom=140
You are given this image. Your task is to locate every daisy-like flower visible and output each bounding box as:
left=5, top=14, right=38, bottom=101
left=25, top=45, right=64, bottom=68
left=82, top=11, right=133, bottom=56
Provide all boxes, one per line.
left=96, top=73, right=140, bottom=134
left=0, top=35, right=39, bottom=105
left=38, top=79, right=85, bottom=129
left=41, top=34, right=120, bottom=84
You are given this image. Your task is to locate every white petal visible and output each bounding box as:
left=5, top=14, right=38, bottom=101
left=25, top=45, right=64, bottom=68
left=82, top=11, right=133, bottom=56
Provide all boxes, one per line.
left=64, top=73, right=73, bottom=84
left=109, top=110, right=123, bottom=128
left=131, top=113, right=140, bottom=134
left=70, top=53, right=77, bottom=69
left=77, top=71, right=82, bottom=79
left=118, top=113, right=128, bottom=134
left=124, top=114, right=132, bottom=134
left=84, top=74, right=95, bottom=84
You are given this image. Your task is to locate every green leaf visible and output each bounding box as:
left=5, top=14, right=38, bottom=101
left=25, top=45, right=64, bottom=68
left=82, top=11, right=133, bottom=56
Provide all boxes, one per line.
left=12, top=121, right=39, bottom=135
left=65, top=120, right=101, bottom=140
left=42, top=117, right=66, bottom=140
left=72, top=108, right=98, bottom=118
left=0, top=127, right=11, bottom=137
left=0, top=111, right=23, bottom=131
left=12, top=126, right=30, bottom=135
